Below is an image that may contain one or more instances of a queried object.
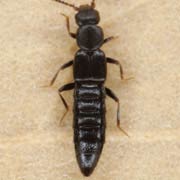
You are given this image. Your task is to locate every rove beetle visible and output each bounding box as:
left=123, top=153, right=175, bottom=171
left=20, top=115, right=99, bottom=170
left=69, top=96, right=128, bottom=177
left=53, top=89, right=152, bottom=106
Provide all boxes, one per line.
left=49, top=0, right=129, bottom=176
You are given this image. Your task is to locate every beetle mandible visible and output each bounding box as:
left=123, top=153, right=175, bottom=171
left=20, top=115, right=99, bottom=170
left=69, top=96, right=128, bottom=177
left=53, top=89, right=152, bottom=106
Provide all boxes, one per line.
left=49, top=0, right=129, bottom=176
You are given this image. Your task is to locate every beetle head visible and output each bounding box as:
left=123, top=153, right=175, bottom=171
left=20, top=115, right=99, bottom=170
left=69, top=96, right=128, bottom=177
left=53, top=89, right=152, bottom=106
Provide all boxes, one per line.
left=75, top=5, right=100, bottom=26
left=53, top=0, right=99, bottom=26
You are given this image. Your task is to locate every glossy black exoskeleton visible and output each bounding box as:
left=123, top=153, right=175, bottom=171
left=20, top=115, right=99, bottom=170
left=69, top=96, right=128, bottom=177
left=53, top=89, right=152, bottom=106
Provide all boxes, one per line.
left=49, top=0, right=129, bottom=176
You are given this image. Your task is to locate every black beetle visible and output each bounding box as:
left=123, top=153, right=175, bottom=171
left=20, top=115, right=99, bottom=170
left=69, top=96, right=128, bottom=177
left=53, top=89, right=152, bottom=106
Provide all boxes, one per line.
left=48, top=0, right=129, bottom=176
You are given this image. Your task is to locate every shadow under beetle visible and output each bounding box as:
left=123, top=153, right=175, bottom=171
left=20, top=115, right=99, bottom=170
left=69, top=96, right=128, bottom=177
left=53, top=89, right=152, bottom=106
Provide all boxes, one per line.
left=49, top=0, right=129, bottom=176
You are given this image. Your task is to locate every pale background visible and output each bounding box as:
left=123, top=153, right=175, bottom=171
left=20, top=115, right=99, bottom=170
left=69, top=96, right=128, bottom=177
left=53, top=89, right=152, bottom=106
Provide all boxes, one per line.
left=0, top=0, right=180, bottom=179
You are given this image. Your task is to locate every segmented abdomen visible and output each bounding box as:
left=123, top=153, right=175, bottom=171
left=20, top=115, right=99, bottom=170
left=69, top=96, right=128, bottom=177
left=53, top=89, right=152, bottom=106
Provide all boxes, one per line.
left=73, top=83, right=106, bottom=175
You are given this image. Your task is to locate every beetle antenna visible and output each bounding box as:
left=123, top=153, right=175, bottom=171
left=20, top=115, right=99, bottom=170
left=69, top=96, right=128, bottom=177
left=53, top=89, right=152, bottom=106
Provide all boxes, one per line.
left=91, top=0, right=96, bottom=8
left=53, top=0, right=79, bottom=11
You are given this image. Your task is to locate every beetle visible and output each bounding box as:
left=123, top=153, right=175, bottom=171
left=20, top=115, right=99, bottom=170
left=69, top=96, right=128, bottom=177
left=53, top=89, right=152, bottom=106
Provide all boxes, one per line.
left=48, top=0, right=129, bottom=176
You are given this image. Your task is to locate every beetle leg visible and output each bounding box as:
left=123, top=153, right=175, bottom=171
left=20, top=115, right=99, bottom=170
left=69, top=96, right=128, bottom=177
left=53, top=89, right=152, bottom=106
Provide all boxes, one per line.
left=58, top=83, right=74, bottom=125
left=107, top=57, right=134, bottom=81
left=61, top=13, right=76, bottom=39
left=91, top=0, right=96, bottom=8
left=43, top=60, right=73, bottom=87
left=103, top=36, right=118, bottom=44
left=105, top=87, right=129, bottom=137
left=107, top=57, right=125, bottom=80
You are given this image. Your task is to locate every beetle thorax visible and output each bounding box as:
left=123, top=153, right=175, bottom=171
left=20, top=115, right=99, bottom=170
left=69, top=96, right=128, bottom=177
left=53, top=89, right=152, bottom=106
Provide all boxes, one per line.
left=77, top=25, right=104, bottom=51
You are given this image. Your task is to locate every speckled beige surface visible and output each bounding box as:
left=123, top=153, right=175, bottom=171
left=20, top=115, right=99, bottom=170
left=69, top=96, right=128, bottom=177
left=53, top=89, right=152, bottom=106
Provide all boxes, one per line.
left=0, top=0, right=180, bottom=179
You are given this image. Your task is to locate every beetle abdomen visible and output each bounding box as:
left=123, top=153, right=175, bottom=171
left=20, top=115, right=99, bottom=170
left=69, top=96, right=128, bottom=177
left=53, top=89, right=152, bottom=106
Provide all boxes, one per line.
left=74, top=83, right=106, bottom=176
left=74, top=138, right=104, bottom=176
